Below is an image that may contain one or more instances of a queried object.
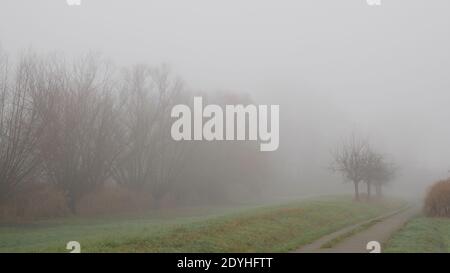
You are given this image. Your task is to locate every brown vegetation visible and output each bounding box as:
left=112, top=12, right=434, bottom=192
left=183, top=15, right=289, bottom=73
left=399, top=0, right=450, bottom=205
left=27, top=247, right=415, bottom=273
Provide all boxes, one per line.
left=75, top=184, right=153, bottom=216
left=424, top=179, right=450, bottom=217
left=0, top=183, right=68, bottom=222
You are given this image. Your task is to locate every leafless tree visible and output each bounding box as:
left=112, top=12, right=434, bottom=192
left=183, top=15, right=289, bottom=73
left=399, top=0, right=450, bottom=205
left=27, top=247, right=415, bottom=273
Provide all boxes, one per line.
left=358, top=147, right=398, bottom=200
left=331, top=135, right=372, bottom=201
left=113, top=65, right=187, bottom=205
left=372, top=159, right=397, bottom=198
left=332, top=134, right=397, bottom=201
left=361, top=150, right=382, bottom=199
left=36, top=54, right=123, bottom=213
left=0, top=50, right=46, bottom=204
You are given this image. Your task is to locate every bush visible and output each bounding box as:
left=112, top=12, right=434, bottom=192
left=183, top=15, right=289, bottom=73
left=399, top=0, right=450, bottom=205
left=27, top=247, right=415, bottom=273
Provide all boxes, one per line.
left=0, top=183, right=69, bottom=222
left=425, top=179, right=450, bottom=217
left=75, top=185, right=153, bottom=216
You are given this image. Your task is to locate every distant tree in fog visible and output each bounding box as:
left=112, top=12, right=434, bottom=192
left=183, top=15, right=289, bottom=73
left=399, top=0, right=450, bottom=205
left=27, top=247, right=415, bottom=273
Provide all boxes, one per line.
left=170, top=92, right=270, bottom=206
left=331, top=135, right=371, bottom=201
left=361, top=151, right=383, bottom=199
left=331, top=135, right=397, bottom=201
left=112, top=65, right=186, bottom=205
left=371, top=158, right=397, bottom=198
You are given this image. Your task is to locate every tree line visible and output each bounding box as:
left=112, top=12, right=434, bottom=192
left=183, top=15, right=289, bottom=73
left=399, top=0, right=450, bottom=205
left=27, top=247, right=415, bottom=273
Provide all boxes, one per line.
left=331, top=135, right=397, bottom=201
left=0, top=49, right=270, bottom=216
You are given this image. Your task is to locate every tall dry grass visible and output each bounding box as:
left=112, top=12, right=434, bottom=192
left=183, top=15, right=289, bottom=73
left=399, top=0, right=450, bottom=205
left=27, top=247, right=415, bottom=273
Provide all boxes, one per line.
left=424, top=178, right=450, bottom=217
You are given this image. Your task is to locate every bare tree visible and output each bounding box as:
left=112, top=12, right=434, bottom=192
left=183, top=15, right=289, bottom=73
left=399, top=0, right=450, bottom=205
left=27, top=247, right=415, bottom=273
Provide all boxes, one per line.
left=372, top=159, right=397, bottom=198
left=113, top=65, right=186, bottom=205
left=0, top=51, right=46, bottom=204
left=36, top=54, right=123, bottom=213
left=362, top=150, right=382, bottom=199
left=332, top=133, right=397, bottom=201
left=331, top=135, right=371, bottom=201
left=360, top=148, right=397, bottom=200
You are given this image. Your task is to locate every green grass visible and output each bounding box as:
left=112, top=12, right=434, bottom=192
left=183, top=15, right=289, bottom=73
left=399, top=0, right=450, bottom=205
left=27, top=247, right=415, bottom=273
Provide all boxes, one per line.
left=385, top=216, right=450, bottom=253
left=0, top=196, right=404, bottom=253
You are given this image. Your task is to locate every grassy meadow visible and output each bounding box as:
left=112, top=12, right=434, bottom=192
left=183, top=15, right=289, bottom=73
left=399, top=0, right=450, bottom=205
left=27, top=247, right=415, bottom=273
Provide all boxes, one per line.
left=0, top=196, right=404, bottom=253
left=386, top=216, right=450, bottom=253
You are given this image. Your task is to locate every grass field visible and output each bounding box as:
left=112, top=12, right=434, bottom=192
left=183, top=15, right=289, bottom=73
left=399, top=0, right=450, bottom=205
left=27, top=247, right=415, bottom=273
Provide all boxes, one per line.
left=0, top=196, right=404, bottom=253
left=385, top=216, right=450, bottom=253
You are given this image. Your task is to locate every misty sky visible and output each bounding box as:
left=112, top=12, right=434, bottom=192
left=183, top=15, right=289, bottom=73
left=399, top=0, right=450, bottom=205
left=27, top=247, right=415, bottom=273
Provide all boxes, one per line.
left=1, top=0, right=450, bottom=196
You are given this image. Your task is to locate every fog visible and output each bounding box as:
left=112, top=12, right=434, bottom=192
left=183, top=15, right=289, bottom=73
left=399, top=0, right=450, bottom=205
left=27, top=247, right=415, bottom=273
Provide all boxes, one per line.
left=1, top=0, right=450, bottom=202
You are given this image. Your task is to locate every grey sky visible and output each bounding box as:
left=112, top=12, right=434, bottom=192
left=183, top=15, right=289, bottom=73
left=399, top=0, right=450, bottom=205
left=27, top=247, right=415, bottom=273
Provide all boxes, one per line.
left=1, top=0, right=449, bottom=196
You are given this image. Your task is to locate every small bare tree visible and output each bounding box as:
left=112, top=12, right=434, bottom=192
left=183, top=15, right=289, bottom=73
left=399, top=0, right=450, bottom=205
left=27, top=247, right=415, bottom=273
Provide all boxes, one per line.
left=362, top=150, right=382, bottom=199
left=332, top=134, right=397, bottom=201
left=372, top=159, right=397, bottom=198
left=331, top=135, right=371, bottom=201
left=360, top=148, right=397, bottom=200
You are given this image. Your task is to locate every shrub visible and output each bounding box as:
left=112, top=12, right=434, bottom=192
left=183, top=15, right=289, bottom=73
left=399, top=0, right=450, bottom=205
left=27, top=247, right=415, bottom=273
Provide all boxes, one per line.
left=424, top=179, right=450, bottom=217
left=75, top=185, right=153, bottom=216
left=0, top=183, right=69, bottom=222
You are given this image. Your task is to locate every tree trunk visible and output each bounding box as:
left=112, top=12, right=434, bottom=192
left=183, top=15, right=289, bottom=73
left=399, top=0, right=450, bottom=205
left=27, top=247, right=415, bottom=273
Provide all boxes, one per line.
left=66, top=193, right=78, bottom=215
left=354, top=182, right=360, bottom=201
left=367, top=181, right=372, bottom=200
left=375, top=183, right=382, bottom=198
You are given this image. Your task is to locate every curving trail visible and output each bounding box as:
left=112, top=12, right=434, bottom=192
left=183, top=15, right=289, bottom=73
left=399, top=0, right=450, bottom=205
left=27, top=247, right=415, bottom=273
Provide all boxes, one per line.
left=294, top=205, right=419, bottom=253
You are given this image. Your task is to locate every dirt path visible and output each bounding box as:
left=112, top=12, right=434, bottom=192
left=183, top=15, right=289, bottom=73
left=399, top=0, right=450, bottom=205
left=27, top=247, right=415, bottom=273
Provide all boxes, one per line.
left=294, top=205, right=419, bottom=253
